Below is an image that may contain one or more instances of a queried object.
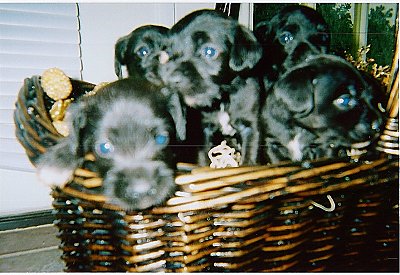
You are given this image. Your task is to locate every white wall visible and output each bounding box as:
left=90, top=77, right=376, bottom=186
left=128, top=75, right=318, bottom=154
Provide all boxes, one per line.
left=0, top=2, right=214, bottom=216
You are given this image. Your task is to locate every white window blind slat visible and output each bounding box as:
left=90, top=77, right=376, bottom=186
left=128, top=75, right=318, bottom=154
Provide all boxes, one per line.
left=0, top=67, right=81, bottom=81
left=0, top=152, right=35, bottom=172
left=0, top=24, right=80, bottom=43
left=1, top=39, right=81, bottom=57
left=0, top=109, right=14, bottom=124
left=0, top=123, right=16, bottom=139
left=0, top=95, right=17, bottom=110
left=0, top=81, right=21, bottom=95
left=1, top=138, right=26, bottom=154
left=1, top=53, right=82, bottom=71
left=0, top=81, right=23, bottom=95
left=0, top=3, right=77, bottom=15
left=0, top=9, right=79, bottom=29
left=0, top=3, right=81, bottom=174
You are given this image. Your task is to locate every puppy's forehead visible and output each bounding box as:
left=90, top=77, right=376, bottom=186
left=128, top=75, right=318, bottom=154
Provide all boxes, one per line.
left=192, top=31, right=211, bottom=45
left=187, top=13, right=232, bottom=27
left=171, top=10, right=229, bottom=33
left=100, top=99, right=165, bottom=131
left=277, top=9, right=327, bottom=33
left=131, top=30, right=164, bottom=48
left=132, top=25, right=168, bottom=37
left=127, top=26, right=167, bottom=49
left=142, top=31, right=164, bottom=43
left=282, top=55, right=366, bottom=94
left=172, top=14, right=235, bottom=44
left=280, top=13, right=313, bottom=30
left=304, top=57, right=367, bottom=100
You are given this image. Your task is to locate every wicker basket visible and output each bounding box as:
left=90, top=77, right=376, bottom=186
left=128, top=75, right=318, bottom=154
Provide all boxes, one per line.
left=14, top=49, right=399, bottom=271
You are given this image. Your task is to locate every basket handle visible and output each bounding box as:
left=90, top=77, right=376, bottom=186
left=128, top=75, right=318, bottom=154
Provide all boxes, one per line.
left=377, top=23, right=399, bottom=155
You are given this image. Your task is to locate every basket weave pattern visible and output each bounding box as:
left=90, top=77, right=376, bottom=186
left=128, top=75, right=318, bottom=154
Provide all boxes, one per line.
left=14, top=51, right=399, bottom=272
left=47, top=155, right=398, bottom=272
left=14, top=76, right=95, bottom=164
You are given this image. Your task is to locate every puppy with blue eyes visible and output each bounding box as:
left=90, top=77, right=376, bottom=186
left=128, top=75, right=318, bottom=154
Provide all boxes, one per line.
left=158, top=9, right=263, bottom=166
left=261, top=54, right=384, bottom=163
left=114, top=24, right=190, bottom=163
left=254, top=5, right=330, bottom=91
left=115, top=25, right=168, bottom=84
left=36, top=78, right=186, bottom=210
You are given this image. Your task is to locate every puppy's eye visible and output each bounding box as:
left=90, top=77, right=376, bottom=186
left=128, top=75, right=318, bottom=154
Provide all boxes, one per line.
left=279, top=31, right=294, bottom=45
left=154, top=133, right=169, bottom=146
left=95, top=141, right=114, bottom=157
left=136, top=46, right=150, bottom=57
left=334, top=94, right=358, bottom=110
left=202, top=46, right=218, bottom=59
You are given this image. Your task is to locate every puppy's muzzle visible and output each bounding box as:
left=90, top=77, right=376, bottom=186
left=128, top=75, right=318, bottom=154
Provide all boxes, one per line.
left=291, top=42, right=322, bottom=64
left=159, top=59, right=197, bottom=90
left=104, top=161, right=175, bottom=209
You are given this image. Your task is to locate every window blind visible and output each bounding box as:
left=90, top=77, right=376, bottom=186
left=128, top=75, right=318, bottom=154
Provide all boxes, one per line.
left=0, top=3, right=82, bottom=172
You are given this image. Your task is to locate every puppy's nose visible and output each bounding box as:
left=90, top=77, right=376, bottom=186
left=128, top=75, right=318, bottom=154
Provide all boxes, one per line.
left=127, top=178, right=152, bottom=195
left=159, top=51, right=169, bottom=64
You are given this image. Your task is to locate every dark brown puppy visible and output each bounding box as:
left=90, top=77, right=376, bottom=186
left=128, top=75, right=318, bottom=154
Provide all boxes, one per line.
left=37, top=78, right=185, bottom=210
left=159, top=9, right=263, bottom=166
left=261, top=54, right=384, bottom=163
left=115, top=25, right=168, bottom=84
left=254, top=5, right=330, bottom=91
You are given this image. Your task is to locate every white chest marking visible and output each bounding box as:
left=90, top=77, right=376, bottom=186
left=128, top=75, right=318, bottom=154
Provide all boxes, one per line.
left=217, top=105, right=236, bottom=136
left=218, top=110, right=236, bottom=136
left=287, top=134, right=303, bottom=161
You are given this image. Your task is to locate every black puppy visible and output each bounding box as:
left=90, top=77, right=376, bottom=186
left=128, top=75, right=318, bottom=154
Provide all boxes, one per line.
left=115, top=25, right=168, bottom=84
left=158, top=9, right=263, bottom=166
left=254, top=5, right=330, bottom=91
left=261, top=54, right=384, bottom=163
left=114, top=24, right=187, bottom=151
left=37, top=78, right=185, bottom=210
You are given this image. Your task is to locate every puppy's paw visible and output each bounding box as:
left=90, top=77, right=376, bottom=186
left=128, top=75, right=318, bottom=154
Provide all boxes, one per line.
left=37, top=166, right=74, bottom=187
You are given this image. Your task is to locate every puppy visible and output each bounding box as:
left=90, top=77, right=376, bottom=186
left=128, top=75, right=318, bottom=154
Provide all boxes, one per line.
left=114, top=24, right=187, bottom=150
left=254, top=5, right=330, bottom=91
left=261, top=54, right=384, bottom=163
left=114, top=25, right=168, bottom=84
left=158, top=9, right=263, bottom=166
left=37, top=78, right=186, bottom=210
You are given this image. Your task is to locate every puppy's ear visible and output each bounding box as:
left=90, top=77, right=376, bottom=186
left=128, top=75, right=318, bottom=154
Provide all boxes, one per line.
left=274, top=76, right=315, bottom=118
left=114, top=35, right=129, bottom=79
left=64, top=102, right=89, bottom=156
left=229, top=25, right=263, bottom=72
left=254, top=21, right=271, bottom=43
left=36, top=102, right=88, bottom=187
left=165, top=91, right=186, bottom=141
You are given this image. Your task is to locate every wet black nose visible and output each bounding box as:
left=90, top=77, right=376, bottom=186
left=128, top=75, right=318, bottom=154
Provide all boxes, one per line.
left=113, top=167, right=156, bottom=201
left=117, top=177, right=155, bottom=201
